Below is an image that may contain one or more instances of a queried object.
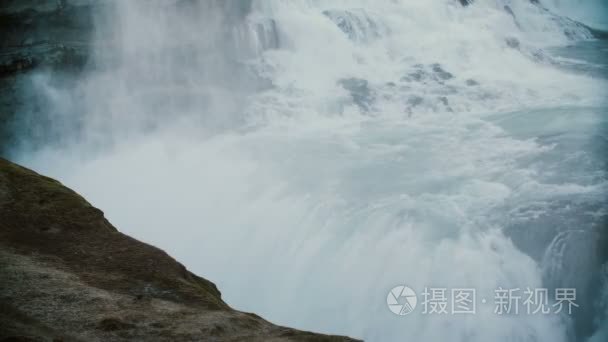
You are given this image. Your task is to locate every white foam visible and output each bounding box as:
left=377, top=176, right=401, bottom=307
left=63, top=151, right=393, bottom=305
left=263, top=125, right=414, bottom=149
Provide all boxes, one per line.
left=14, top=1, right=607, bottom=341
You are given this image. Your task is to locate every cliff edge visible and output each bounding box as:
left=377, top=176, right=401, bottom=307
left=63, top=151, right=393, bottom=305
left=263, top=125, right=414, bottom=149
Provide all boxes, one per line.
left=0, top=158, right=358, bottom=342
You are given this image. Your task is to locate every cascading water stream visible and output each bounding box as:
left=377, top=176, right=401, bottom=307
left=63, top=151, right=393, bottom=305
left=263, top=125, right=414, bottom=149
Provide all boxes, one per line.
left=6, top=1, right=608, bottom=341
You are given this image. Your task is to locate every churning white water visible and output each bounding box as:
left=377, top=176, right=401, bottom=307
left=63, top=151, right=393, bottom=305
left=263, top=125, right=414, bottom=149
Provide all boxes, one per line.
left=10, top=1, right=608, bottom=341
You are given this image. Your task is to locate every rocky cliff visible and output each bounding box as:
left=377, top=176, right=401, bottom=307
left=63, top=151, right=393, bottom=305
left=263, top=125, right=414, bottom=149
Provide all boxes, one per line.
left=0, top=158, right=358, bottom=341
left=0, top=0, right=103, bottom=155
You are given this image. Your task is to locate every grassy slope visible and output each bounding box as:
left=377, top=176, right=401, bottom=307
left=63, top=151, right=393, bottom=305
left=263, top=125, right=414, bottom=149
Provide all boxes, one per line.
left=0, top=158, right=359, bottom=342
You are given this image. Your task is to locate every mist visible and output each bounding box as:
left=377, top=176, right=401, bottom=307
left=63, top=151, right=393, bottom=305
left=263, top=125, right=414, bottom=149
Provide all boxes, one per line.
left=6, top=1, right=608, bottom=341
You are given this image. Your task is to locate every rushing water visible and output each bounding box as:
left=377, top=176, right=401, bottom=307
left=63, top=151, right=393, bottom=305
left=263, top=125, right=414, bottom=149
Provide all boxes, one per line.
left=7, top=1, right=608, bottom=341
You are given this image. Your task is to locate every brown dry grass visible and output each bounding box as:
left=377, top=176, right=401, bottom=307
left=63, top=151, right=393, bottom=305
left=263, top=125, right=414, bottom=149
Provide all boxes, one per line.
left=0, top=158, right=359, bottom=342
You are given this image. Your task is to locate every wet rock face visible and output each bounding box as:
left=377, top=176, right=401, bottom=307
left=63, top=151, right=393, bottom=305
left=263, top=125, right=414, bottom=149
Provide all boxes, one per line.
left=430, top=64, right=454, bottom=81
left=0, top=1, right=95, bottom=155
left=459, top=0, right=545, bottom=7
left=0, top=0, right=284, bottom=156
left=339, top=77, right=375, bottom=112
left=400, top=63, right=454, bottom=84
left=0, top=0, right=94, bottom=75
left=0, top=158, right=359, bottom=341
left=323, top=9, right=386, bottom=43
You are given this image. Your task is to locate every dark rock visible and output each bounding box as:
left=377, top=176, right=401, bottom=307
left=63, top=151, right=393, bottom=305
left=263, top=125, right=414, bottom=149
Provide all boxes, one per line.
left=437, top=96, right=453, bottom=112
left=504, top=5, right=516, bottom=19
left=431, top=63, right=454, bottom=80
left=402, top=69, right=424, bottom=82
left=588, top=27, right=608, bottom=40
left=97, top=318, right=135, bottom=332
left=402, top=64, right=454, bottom=84
left=339, top=77, right=375, bottom=111
left=0, top=158, right=360, bottom=341
left=0, top=1, right=95, bottom=155
left=506, top=37, right=521, bottom=49
left=461, top=0, right=543, bottom=6
left=323, top=9, right=382, bottom=43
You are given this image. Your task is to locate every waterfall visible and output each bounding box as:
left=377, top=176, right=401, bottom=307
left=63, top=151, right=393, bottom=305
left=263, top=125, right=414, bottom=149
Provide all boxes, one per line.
left=8, top=1, right=607, bottom=341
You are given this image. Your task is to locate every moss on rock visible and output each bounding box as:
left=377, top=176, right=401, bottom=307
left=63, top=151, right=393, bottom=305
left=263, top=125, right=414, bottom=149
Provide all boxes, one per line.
left=0, top=158, right=359, bottom=341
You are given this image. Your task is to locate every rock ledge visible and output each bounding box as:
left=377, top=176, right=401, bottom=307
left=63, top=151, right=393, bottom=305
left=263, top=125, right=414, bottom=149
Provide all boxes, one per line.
left=0, top=158, right=359, bottom=342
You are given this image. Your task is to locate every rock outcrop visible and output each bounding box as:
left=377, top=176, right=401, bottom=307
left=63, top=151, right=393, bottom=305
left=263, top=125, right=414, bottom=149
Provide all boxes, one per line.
left=0, top=0, right=95, bottom=154
left=0, top=158, right=359, bottom=342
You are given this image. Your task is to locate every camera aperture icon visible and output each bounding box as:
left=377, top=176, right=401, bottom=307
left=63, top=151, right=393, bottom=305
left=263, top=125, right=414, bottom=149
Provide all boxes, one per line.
left=387, top=285, right=417, bottom=315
